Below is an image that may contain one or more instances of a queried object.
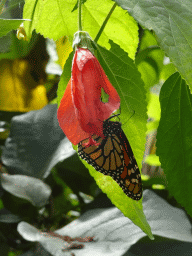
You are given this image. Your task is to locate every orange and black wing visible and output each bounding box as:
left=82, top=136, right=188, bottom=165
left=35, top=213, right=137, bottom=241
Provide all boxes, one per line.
left=78, top=120, right=142, bottom=200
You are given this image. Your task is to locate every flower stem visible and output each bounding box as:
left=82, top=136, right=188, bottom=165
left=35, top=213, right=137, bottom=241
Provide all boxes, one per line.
left=94, top=3, right=117, bottom=43
left=78, top=0, right=82, bottom=31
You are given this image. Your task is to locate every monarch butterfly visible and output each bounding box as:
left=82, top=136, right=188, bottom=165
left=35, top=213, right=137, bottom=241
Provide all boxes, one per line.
left=78, top=118, right=142, bottom=200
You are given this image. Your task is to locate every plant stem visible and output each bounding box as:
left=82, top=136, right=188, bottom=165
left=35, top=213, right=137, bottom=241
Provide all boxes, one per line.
left=78, top=0, right=82, bottom=31
left=94, top=3, right=117, bottom=43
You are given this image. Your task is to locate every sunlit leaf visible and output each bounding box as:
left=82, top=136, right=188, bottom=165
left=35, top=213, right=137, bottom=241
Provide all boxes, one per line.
left=96, top=41, right=147, bottom=168
left=23, top=0, right=138, bottom=59
left=0, top=18, right=30, bottom=38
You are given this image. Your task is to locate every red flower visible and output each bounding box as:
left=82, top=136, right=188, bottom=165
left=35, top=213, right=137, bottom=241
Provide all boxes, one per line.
left=57, top=48, right=120, bottom=146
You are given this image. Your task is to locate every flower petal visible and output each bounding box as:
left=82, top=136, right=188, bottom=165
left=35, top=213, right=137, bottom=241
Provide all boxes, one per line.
left=58, top=48, right=120, bottom=146
left=72, top=48, right=120, bottom=138
left=57, top=79, right=90, bottom=145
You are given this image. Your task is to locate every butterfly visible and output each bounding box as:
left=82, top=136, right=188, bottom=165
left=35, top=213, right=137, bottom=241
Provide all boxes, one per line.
left=78, top=118, right=142, bottom=200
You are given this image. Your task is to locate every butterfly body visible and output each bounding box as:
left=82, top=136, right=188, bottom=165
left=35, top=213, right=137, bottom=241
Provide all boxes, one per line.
left=78, top=120, right=142, bottom=200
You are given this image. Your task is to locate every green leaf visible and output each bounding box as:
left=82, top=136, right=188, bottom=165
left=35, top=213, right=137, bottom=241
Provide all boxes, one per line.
left=86, top=41, right=149, bottom=237
left=97, top=41, right=147, bottom=170
left=147, top=92, right=161, bottom=121
left=84, top=162, right=153, bottom=239
left=145, top=154, right=161, bottom=166
left=135, top=45, right=160, bottom=66
left=160, top=62, right=176, bottom=82
left=23, top=0, right=77, bottom=41
left=23, top=0, right=138, bottom=59
left=147, top=120, right=159, bottom=133
left=0, top=31, right=38, bottom=60
left=137, top=61, right=158, bottom=89
left=84, top=0, right=138, bottom=59
left=114, top=0, right=192, bottom=88
left=57, top=41, right=150, bottom=236
left=57, top=51, right=73, bottom=107
left=0, top=19, right=24, bottom=37
left=136, top=30, right=164, bottom=89
left=156, top=72, right=192, bottom=216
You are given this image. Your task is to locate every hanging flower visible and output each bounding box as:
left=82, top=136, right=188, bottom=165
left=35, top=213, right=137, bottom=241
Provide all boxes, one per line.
left=57, top=46, right=120, bottom=146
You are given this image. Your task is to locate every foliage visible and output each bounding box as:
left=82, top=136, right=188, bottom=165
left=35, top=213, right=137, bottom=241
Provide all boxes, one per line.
left=0, top=0, right=192, bottom=255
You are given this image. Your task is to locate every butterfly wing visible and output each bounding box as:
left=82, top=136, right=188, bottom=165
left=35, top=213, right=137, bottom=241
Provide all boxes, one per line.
left=78, top=133, right=123, bottom=175
left=117, top=127, right=142, bottom=200
left=78, top=121, right=142, bottom=201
